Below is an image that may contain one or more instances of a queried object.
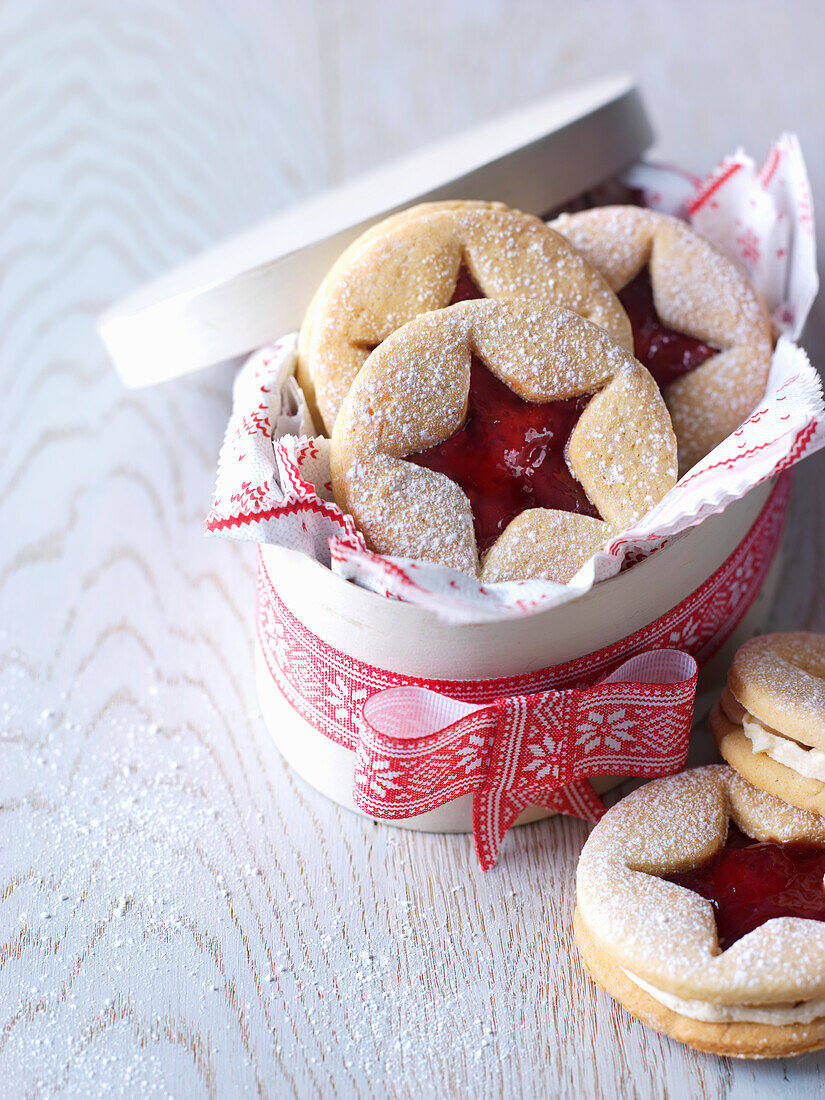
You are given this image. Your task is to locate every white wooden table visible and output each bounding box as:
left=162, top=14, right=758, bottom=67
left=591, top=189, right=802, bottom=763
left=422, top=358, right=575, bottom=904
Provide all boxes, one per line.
left=3, top=1, right=825, bottom=1096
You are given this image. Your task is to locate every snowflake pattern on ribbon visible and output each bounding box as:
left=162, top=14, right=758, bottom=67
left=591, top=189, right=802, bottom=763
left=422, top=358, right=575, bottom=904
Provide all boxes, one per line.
left=523, top=731, right=563, bottom=782
left=575, top=710, right=636, bottom=755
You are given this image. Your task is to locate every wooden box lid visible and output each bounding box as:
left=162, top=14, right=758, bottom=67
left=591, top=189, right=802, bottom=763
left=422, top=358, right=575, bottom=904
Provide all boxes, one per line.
left=98, top=74, right=652, bottom=386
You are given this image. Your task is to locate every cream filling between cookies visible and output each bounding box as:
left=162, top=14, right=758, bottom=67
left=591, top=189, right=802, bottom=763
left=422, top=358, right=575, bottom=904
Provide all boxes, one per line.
left=621, top=968, right=825, bottom=1025
left=741, top=712, right=825, bottom=782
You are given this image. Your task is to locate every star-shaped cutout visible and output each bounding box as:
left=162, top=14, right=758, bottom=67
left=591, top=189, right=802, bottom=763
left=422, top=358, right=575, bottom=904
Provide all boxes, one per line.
left=619, top=268, right=718, bottom=389
left=402, top=266, right=599, bottom=552
left=663, top=821, right=825, bottom=951
left=403, top=262, right=720, bottom=554
left=448, top=264, right=485, bottom=306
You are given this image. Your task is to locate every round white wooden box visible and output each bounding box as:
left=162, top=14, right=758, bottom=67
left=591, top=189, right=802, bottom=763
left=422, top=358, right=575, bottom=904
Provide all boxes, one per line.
left=257, top=479, right=783, bottom=833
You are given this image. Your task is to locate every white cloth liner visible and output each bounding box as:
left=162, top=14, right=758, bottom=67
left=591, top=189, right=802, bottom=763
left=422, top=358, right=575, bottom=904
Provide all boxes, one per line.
left=207, top=134, right=822, bottom=625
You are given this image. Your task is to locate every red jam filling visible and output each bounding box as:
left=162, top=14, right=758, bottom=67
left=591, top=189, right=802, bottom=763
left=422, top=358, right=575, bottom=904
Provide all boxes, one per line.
left=401, top=264, right=599, bottom=553
left=449, top=265, right=485, bottom=305
left=665, top=822, right=825, bottom=951
left=408, top=356, right=598, bottom=553
left=619, top=269, right=718, bottom=389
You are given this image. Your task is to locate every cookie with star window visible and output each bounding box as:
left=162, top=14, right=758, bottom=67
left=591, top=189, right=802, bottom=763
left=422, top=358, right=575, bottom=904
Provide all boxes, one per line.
left=575, top=765, right=825, bottom=1058
left=551, top=206, right=773, bottom=472
left=329, top=298, right=676, bottom=584
left=298, top=200, right=633, bottom=432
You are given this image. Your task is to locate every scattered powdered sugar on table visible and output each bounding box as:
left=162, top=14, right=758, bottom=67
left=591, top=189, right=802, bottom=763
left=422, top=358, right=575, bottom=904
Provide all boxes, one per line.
left=3, top=624, right=596, bottom=1095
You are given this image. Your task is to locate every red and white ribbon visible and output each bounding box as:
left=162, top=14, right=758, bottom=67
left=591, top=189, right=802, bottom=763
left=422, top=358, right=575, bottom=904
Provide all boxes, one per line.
left=257, top=474, right=788, bottom=868
left=358, top=650, right=696, bottom=870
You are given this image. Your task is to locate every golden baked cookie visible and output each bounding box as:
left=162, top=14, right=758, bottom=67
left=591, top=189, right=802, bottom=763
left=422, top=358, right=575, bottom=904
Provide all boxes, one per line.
left=330, top=298, right=676, bottom=584
left=299, top=200, right=633, bottom=432
left=711, top=632, right=825, bottom=815
left=551, top=206, right=773, bottom=472
left=575, top=765, right=825, bottom=1058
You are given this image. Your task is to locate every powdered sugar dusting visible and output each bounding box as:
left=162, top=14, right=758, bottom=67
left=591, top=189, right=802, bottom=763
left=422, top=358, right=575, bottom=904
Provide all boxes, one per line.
left=301, top=200, right=632, bottom=430
left=344, top=453, right=479, bottom=575
left=730, top=632, right=825, bottom=752
left=577, top=766, right=825, bottom=1004
left=331, top=299, right=676, bottom=583
left=553, top=207, right=650, bottom=291
left=480, top=510, right=609, bottom=584
left=552, top=206, right=773, bottom=472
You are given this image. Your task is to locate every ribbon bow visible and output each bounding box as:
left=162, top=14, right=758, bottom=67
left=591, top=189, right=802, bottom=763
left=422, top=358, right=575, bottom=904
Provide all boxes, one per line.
left=353, top=650, right=697, bottom=869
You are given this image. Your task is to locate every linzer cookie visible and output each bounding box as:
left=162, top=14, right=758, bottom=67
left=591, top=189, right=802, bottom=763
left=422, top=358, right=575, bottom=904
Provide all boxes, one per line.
left=551, top=206, right=773, bottom=472
left=711, top=632, right=825, bottom=815
left=575, top=765, right=825, bottom=1058
left=299, top=200, right=633, bottom=431
left=329, top=298, right=676, bottom=584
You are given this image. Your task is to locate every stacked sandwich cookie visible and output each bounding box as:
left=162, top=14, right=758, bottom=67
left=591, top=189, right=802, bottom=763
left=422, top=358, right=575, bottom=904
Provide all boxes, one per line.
left=711, top=633, right=825, bottom=815
left=575, top=633, right=825, bottom=1058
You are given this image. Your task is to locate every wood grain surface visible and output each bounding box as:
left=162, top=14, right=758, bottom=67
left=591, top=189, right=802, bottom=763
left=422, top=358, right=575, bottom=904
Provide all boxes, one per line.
left=3, top=1, right=825, bottom=1096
